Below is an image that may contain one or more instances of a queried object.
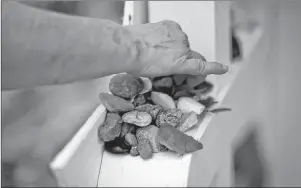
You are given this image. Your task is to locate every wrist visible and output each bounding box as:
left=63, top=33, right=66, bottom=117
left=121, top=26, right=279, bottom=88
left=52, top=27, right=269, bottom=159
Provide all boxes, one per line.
left=110, top=25, right=140, bottom=74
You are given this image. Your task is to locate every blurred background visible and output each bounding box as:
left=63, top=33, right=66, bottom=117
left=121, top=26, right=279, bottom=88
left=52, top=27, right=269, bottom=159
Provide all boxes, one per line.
left=2, top=1, right=301, bottom=187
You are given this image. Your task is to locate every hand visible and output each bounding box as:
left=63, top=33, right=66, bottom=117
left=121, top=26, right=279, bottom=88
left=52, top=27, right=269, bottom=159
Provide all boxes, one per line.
left=124, top=20, right=228, bottom=78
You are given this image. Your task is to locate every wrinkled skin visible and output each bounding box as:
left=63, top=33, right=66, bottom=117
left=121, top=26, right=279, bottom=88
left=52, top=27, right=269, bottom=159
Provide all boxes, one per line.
left=124, top=20, right=228, bottom=78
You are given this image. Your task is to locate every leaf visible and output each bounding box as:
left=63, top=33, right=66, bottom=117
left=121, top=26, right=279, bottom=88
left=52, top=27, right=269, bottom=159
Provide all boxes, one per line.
left=157, top=124, right=203, bottom=155
left=209, top=107, right=232, bottom=114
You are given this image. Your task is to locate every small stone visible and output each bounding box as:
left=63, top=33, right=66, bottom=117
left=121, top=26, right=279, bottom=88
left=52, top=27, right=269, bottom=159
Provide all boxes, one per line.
left=135, top=104, right=162, bottom=119
left=105, top=146, right=129, bottom=155
left=186, top=75, right=205, bottom=88
left=156, top=108, right=183, bottom=127
left=125, top=133, right=138, bottom=146
left=120, top=123, right=136, bottom=137
left=151, top=91, right=176, bottom=110
left=130, top=147, right=139, bottom=156
left=153, top=77, right=173, bottom=88
left=139, top=77, right=153, bottom=94
left=198, top=96, right=217, bottom=108
left=157, top=124, right=203, bottom=155
left=174, top=84, right=192, bottom=93
left=151, top=76, right=166, bottom=82
left=143, top=92, right=153, bottom=104
left=191, top=81, right=213, bottom=95
left=132, top=94, right=146, bottom=107
left=192, top=95, right=201, bottom=101
left=177, top=97, right=205, bottom=114
left=109, top=73, right=144, bottom=99
left=153, top=87, right=174, bottom=96
left=173, top=90, right=194, bottom=100
left=98, top=113, right=122, bottom=142
left=122, top=111, right=152, bottom=127
left=177, top=111, right=198, bottom=132
left=152, top=77, right=174, bottom=95
left=193, top=81, right=213, bottom=90
left=191, top=89, right=212, bottom=97
left=137, top=139, right=153, bottom=160
left=104, top=137, right=131, bottom=154
left=99, top=93, right=134, bottom=112
left=174, top=100, right=178, bottom=107
left=136, top=125, right=167, bottom=153
left=173, top=75, right=187, bottom=86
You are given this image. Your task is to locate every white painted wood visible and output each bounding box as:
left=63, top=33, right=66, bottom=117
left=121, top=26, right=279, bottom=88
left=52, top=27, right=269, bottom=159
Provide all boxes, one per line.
left=207, top=146, right=233, bottom=187
left=123, top=1, right=134, bottom=25
left=123, top=1, right=148, bottom=25
left=215, top=1, right=231, bottom=65
left=49, top=105, right=106, bottom=187
left=133, top=1, right=148, bottom=25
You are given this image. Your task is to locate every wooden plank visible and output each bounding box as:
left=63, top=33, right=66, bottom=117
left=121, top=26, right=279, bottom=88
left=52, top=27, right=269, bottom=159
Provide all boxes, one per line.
left=133, top=1, right=148, bottom=25
left=49, top=105, right=106, bottom=187
left=98, top=152, right=191, bottom=187
left=215, top=1, right=231, bottom=65
left=123, top=1, right=134, bottom=25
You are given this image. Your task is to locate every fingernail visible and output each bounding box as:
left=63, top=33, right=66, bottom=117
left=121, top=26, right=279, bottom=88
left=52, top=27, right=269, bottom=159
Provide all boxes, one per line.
left=222, top=65, right=229, bottom=71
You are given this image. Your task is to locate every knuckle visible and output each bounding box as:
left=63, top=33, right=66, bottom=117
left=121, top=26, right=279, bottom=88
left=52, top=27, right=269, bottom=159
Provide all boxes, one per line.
left=178, top=31, right=188, bottom=43
left=179, top=48, right=190, bottom=58
left=197, top=60, right=206, bottom=74
left=160, top=20, right=182, bottom=30
left=189, top=51, right=206, bottom=61
left=181, top=32, right=189, bottom=47
left=182, top=32, right=189, bottom=41
left=200, top=54, right=206, bottom=61
left=170, top=32, right=189, bottom=48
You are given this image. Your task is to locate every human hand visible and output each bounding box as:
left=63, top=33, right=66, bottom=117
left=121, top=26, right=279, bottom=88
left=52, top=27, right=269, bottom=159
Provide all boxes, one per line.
left=123, top=20, right=228, bottom=78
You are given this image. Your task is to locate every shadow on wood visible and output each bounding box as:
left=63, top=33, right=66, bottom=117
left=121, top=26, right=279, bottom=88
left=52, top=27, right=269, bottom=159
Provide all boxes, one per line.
left=233, top=121, right=267, bottom=187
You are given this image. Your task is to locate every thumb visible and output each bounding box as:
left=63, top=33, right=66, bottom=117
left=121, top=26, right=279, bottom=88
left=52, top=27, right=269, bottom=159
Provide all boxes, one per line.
left=177, top=59, right=229, bottom=76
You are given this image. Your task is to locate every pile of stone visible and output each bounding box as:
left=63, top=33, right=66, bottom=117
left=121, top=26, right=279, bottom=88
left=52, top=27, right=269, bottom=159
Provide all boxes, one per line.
left=98, top=73, right=221, bottom=160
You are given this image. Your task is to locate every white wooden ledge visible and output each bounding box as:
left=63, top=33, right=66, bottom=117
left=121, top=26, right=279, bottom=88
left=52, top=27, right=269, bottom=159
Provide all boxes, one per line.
left=50, top=105, right=107, bottom=187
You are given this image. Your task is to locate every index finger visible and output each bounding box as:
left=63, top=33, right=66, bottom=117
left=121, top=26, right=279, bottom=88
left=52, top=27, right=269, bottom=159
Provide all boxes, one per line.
left=188, top=50, right=229, bottom=75
left=201, top=61, right=229, bottom=75
left=178, top=58, right=228, bottom=76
